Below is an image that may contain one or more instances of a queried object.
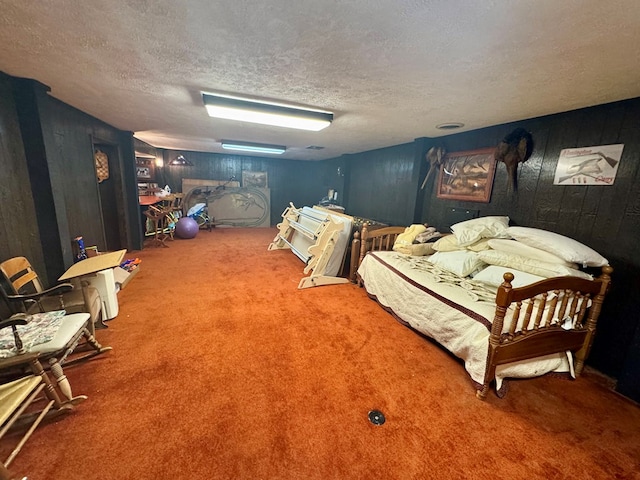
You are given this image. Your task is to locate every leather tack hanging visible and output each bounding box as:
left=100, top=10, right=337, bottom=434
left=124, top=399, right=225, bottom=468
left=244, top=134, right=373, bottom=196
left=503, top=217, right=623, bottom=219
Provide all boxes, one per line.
left=494, top=128, right=533, bottom=192
left=421, top=146, right=446, bottom=190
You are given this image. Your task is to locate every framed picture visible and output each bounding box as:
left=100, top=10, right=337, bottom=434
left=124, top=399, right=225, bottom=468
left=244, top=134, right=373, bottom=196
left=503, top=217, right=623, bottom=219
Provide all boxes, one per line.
left=242, top=171, right=268, bottom=188
left=136, top=166, right=151, bottom=179
left=553, top=144, right=623, bottom=185
left=436, top=148, right=496, bottom=203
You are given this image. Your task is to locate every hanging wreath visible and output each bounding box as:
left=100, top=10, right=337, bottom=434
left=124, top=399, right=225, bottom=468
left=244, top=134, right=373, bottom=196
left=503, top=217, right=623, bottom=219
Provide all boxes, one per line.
left=95, top=149, right=109, bottom=183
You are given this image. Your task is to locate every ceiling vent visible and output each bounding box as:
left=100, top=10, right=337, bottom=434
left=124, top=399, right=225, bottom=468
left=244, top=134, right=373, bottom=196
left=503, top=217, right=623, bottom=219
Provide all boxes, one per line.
left=436, top=122, right=464, bottom=130
left=305, top=145, right=325, bottom=150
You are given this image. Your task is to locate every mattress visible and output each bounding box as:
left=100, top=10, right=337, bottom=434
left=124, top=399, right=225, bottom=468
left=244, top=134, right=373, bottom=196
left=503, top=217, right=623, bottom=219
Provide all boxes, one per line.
left=357, top=251, right=572, bottom=391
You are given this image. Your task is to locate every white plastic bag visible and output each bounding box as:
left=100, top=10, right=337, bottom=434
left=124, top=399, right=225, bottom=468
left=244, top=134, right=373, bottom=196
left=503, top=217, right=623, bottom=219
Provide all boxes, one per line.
left=157, top=185, right=172, bottom=197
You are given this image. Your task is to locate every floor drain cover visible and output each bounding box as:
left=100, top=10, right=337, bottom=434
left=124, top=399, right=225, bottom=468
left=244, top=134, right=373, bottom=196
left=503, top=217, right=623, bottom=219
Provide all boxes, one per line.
left=368, top=410, right=385, bottom=425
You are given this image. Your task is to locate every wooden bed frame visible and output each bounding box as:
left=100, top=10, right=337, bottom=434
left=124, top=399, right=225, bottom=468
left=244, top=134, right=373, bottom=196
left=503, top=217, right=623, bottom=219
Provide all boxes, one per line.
left=350, top=223, right=613, bottom=399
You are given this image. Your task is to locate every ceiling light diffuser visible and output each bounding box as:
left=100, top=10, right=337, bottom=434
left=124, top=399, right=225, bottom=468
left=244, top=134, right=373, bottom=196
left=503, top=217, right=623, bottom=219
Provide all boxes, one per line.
left=203, top=93, right=333, bottom=131
left=221, top=140, right=286, bottom=155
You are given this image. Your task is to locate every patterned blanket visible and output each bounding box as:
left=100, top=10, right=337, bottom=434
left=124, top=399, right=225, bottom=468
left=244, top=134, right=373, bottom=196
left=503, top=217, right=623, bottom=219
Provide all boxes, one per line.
left=393, top=254, right=498, bottom=303
left=0, top=310, right=66, bottom=358
left=358, top=252, right=572, bottom=392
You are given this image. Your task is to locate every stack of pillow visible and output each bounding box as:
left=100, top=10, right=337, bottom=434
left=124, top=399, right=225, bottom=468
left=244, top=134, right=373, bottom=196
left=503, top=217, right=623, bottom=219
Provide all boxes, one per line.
left=424, top=216, right=609, bottom=288
left=426, top=216, right=509, bottom=278
left=392, top=224, right=444, bottom=256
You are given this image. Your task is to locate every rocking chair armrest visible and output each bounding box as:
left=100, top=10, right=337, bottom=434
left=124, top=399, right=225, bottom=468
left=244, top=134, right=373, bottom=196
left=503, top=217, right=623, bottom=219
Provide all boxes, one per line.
left=0, top=350, right=40, bottom=369
left=0, top=312, right=31, bottom=331
left=6, top=282, right=74, bottom=302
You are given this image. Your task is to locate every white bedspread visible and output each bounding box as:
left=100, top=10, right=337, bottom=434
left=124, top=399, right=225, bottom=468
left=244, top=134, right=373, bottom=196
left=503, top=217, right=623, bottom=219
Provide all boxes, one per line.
left=357, top=251, right=571, bottom=392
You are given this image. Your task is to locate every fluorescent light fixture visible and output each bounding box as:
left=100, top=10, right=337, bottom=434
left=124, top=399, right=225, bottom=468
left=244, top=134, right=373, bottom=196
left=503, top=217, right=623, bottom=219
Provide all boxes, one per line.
left=203, top=93, right=333, bottom=131
left=221, top=140, right=286, bottom=155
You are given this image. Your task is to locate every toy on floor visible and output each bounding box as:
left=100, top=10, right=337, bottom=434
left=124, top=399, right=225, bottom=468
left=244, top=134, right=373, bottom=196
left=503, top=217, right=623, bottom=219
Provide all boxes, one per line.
left=120, top=258, right=141, bottom=272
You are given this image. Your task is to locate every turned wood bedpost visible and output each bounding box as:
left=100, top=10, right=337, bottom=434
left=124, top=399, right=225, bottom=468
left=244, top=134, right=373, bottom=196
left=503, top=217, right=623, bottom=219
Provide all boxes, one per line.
left=477, top=272, right=514, bottom=400
left=358, top=223, right=370, bottom=267
left=356, top=224, right=370, bottom=287
left=350, top=230, right=361, bottom=283
left=574, top=265, right=613, bottom=375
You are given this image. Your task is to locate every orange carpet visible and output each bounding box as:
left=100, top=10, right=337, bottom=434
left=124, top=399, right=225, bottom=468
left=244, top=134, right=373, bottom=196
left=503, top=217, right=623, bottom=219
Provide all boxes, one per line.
left=5, top=227, right=640, bottom=479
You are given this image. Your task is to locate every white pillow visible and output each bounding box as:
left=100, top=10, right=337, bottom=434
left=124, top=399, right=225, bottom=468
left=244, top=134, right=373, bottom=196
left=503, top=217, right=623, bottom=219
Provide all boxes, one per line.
left=473, top=265, right=546, bottom=289
left=427, top=251, right=486, bottom=277
left=487, top=238, right=577, bottom=268
left=451, top=216, right=510, bottom=247
left=466, top=238, right=492, bottom=252
left=393, top=243, right=435, bottom=256
left=477, top=250, right=593, bottom=280
left=506, top=227, right=608, bottom=268
left=432, top=235, right=463, bottom=252
left=393, top=224, right=428, bottom=247
left=433, top=235, right=491, bottom=252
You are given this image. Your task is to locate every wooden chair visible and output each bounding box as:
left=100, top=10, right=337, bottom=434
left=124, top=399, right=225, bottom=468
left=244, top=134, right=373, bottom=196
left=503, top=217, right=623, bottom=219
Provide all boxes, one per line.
left=143, top=205, right=172, bottom=247
left=0, top=257, right=102, bottom=335
left=168, top=192, right=185, bottom=216
left=0, top=313, right=84, bottom=476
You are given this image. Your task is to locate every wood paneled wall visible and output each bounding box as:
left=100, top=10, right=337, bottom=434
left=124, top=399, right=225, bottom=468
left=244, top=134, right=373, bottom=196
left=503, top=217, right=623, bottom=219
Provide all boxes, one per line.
left=342, top=142, right=419, bottom=225
left=0, top=74, right=141, bottom=286
left=0, top=73, right=45, bottom=289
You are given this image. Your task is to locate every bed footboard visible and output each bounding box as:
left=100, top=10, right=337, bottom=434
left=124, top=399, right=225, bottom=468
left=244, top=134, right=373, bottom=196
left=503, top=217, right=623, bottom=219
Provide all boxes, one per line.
left=476, top=265, right=613, bottom=399
left=350, top=223, right=406, bottom=283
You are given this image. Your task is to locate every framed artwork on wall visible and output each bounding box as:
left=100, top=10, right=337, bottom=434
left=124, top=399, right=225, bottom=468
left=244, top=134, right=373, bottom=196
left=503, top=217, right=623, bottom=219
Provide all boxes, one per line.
left=136, top=166, right=151, bottom=179
left=553, top=144, right=623, bottom=185
left=242, top=171, right=268, bottom=188
left=436, top=148, right=496, bottom=203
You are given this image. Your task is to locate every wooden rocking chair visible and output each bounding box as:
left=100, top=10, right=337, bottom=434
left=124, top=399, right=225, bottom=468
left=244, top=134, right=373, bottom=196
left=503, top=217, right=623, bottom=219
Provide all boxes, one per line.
left=0, top=301, right=111, bottom=402
left=0, top=256, right=103, bottom=335
left=0, top=313, right=85, bottom=477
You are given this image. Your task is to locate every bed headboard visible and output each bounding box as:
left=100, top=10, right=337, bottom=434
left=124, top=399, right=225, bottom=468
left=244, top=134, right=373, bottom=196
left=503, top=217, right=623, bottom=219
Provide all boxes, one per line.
left=349, top=223, right=406, bottom=282
left=441, top=207, right=478, bottom=231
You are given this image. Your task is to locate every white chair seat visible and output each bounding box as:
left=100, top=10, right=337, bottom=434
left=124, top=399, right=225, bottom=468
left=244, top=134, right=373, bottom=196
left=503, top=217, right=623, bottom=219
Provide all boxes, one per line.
left=36, top=313, right=90, bottom=355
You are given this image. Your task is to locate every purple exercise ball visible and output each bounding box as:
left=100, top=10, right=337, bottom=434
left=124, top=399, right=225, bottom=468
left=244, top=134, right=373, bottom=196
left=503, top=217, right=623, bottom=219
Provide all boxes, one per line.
left=175, top=216, right=199, bottom=239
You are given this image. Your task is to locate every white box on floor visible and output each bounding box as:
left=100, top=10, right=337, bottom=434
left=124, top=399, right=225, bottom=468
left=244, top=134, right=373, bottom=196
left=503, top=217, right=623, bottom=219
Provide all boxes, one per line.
left=86, top=268, right=119, bottom=320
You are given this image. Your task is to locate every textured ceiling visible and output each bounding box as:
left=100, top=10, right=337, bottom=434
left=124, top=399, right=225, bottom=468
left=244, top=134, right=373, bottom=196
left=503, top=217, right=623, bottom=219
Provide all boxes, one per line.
left=1, top=0, right=640, bottom=160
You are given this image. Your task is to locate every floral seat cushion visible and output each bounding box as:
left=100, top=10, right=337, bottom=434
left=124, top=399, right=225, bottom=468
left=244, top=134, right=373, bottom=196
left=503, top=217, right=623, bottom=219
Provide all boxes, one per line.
left=0, top=310, right=66, bottom=358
